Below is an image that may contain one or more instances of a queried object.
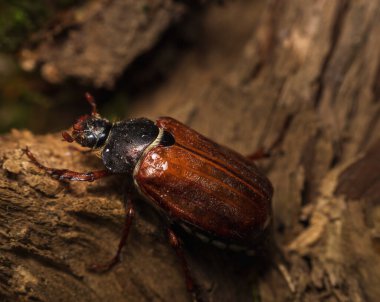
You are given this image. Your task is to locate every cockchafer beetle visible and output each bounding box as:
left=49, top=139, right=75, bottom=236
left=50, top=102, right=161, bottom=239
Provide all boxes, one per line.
left=24, top=93, right=278, bottom=302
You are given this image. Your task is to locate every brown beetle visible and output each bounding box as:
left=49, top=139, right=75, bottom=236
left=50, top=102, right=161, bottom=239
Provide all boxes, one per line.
left=24, top=94, right=274, bottom=301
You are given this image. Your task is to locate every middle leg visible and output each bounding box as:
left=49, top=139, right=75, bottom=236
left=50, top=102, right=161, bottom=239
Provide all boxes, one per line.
left=89, top=199, right=135, bottom=272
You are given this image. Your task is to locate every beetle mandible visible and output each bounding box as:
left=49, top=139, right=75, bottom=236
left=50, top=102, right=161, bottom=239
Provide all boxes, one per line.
left=24, top=93, right=274, bottom=301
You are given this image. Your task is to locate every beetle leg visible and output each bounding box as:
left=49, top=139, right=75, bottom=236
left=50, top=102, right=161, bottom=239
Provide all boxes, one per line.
left=88, top=201, right=135, bottom=273
left=24, top=147, right=110, bottom=182
left=167, top=228, right=203, bottom=302
left=247, top=148, right=271, bottom=160
left=247, top=115, right=293, bottom=161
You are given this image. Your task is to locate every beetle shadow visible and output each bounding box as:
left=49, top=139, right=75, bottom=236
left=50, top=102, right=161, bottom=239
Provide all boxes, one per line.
left=176, top=230, right=275, bottom=301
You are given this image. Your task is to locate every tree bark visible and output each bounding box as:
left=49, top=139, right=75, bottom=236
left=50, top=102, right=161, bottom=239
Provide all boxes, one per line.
left=2, top=0, right=380, bottom=301
left=19, top=0, right=187, bottom=88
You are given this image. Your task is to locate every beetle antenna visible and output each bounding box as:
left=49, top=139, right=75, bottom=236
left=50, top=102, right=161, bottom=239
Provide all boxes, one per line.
left=85, top=92, right=98, bottom=115
left=62, top=131, right=74, bottom=143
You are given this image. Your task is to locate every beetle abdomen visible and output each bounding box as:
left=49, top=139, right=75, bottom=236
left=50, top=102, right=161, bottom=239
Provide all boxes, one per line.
left=135, top=117, right=273, bottom=245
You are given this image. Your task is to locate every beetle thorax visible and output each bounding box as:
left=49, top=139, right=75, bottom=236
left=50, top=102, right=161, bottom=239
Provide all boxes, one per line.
left=100, top=118, right=160, bottom=174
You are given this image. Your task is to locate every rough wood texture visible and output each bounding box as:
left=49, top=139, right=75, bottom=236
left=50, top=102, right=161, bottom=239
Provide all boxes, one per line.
left=19, top=0, right=186, bottom=88
left=2, top=0, right=380, bottom=301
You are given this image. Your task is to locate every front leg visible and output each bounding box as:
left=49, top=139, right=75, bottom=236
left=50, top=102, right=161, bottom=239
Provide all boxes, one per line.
left=23, top=147, right=111, bottom=182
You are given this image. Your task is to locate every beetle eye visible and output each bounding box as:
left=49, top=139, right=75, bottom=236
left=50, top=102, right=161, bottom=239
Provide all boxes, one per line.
left=86, top=133, right=96, bottom=144
left=77, top=132, right=96, bottom=148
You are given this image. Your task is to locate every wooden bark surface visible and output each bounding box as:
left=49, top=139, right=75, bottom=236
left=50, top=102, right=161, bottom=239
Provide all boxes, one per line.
left=19, top=0, right=186, bottom=88
left=2, top=0, right=380, bottom=301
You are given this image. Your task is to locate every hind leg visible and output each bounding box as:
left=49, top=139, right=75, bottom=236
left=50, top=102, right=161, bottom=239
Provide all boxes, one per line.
left=167, top=228, right=204, bottom=302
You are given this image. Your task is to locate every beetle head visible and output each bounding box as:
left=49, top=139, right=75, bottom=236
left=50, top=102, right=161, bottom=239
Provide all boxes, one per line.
left=62, top=93, right=112, bottom=149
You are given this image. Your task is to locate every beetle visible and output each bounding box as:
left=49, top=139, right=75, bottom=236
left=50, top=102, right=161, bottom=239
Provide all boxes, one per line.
left=24, top=93, right=275, bottom=301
